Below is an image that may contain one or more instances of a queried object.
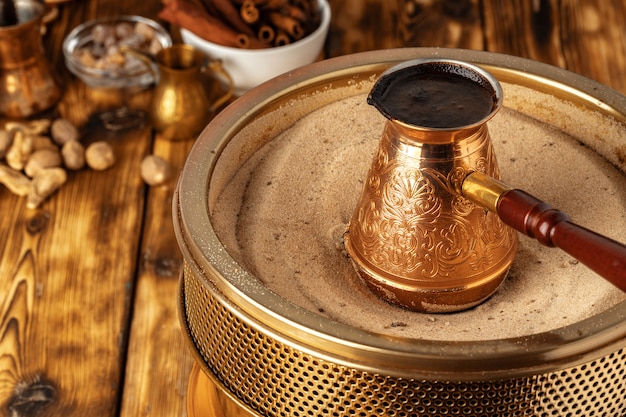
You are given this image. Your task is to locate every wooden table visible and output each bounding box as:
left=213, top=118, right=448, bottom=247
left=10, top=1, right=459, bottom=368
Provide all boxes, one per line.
left=0, top=1, right=625, bottom=416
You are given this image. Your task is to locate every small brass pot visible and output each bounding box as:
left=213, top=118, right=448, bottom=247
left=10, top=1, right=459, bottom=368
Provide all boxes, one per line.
left=125, top=44, right=234, bottom=141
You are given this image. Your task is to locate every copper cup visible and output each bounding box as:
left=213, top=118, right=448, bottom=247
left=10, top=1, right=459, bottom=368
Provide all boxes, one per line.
left=344, top=59, right=518, bottom=313
left=0, top=0, right=61, bottom=118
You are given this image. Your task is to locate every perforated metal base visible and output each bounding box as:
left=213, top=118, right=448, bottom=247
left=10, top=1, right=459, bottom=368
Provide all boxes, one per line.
left=181, top=266, right=626, bottom=417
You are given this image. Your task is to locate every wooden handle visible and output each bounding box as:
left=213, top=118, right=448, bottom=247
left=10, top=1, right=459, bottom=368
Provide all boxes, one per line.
left=498, top=189, right=626, bottom=291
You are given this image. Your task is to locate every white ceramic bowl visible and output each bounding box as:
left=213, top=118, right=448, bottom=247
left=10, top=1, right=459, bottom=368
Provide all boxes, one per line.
left=180, top=0, right=331, bottom=96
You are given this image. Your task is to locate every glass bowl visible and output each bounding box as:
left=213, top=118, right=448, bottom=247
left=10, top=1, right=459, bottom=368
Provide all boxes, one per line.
left=63, top=15, right=172, bottom=89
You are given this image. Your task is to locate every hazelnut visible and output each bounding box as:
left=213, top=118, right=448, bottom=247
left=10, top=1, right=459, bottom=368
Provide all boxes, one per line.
left=140, top=155, right=171, bottom=186
left=61, top=140, right=86, bottom=171
left=51, top=118, right=80, bottom=145
left=85, top=141, right=115, bottom=171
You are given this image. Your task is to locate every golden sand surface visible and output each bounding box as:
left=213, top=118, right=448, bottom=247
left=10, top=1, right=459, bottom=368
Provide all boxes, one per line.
left=211, top=83, right=626, bottom=341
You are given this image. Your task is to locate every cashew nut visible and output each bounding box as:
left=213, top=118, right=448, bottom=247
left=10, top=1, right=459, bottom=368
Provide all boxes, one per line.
left=26, top=167, right=67, bottom=209
left=5, top=129, right=33, bottom=171
left=24, top=148, right=63, bottom=178
left=0, top=129, right=13, bottom=159
left=32, top=135, right=59, bottom=151
left=0, top=163, right=31, bottom=196
left=5, top=119, right=51, bottom=136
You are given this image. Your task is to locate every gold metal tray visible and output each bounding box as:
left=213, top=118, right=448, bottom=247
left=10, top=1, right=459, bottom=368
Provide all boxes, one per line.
left=175, top=48, right=626, bottom=417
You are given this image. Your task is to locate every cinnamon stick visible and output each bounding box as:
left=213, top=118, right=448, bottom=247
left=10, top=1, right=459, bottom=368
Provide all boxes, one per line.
left=231, top=0, right=272, bottom=5
left=258, top=25, right=275, bottom=43
left=161, top=0, right=322, bottom=50
left=274, top=31, right=291, bottom=46
left=240, top=0, right=260, bottom=24
left=159, top=0, right=267, bottom=48
left=206, top=0, right=256, bottom=36
left=260, top=0, right=288, bottom=8
left=199, top=0, right=220, bottom=15
left=269, top=12, right=304, bottom=39
left=284, top=5, right=307, bottom=22
left=236, top=33, right=253, bottom=48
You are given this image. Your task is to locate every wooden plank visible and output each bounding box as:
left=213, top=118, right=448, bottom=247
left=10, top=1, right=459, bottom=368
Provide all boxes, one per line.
left=327, top=0, right=400, bottom=56
left=397, top=0, right=483, bottom=49
left=482, top=0, right=565, bottom=67
left=0, top=2, right=623, bottom=417
left=0, top=122, right=150, bottom=415
left=0, top=1, right=160, bottom=416
left=559, top=0, right=626, bottom=94
left=119, top=10, right=232, bottom=415
left=119, top=136, right=195, bottom=417
left=483, top=0, right=626, bottom=92
left=327, top=0, right=484, bottom=55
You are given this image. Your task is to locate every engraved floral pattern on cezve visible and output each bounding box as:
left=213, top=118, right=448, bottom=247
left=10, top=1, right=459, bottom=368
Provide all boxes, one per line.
left=354, top=144, right=512, bottom=279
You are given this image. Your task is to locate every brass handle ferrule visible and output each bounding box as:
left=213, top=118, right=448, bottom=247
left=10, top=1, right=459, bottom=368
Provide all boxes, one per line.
left=461, top=171, right=512, bottom=213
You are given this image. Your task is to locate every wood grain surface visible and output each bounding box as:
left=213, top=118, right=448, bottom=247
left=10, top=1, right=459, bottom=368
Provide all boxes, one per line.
left=0, top=1, right=625, bottom=416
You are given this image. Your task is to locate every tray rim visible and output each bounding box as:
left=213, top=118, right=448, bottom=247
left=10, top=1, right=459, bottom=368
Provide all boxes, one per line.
left=174, top=47, right=626, bottom=379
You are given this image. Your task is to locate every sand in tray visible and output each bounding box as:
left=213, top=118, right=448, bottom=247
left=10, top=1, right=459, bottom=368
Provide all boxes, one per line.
left=211, top=83, right=626, bottom=342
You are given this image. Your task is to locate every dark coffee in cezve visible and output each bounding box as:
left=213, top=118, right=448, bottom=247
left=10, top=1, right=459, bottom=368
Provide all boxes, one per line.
left=368, top=71, right=496, bottom=129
